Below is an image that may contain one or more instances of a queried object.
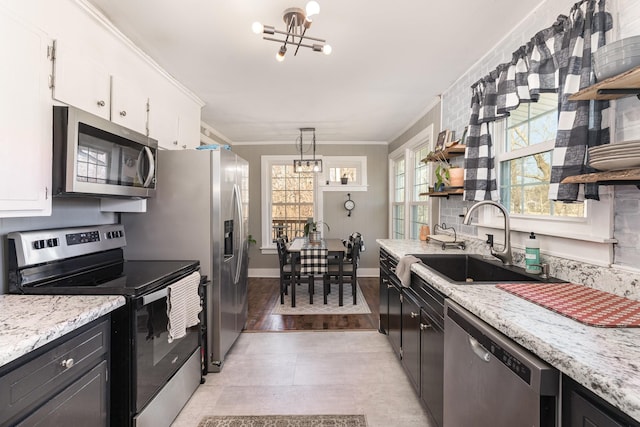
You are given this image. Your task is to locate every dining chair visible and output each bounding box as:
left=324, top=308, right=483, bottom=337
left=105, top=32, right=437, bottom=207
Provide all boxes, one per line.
left=300, top=246, right=328, bottom=305
left=276, top=237, right=298, bottom=304
left=328, top=235, right=361, bottom=305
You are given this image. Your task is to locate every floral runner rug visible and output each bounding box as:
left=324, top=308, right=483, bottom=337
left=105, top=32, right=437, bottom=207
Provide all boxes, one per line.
left=198, top=415, right=367, bottom=427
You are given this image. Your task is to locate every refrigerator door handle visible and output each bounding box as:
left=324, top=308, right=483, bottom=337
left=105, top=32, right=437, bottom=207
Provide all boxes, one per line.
left=233, top=183, right=244, bottom=285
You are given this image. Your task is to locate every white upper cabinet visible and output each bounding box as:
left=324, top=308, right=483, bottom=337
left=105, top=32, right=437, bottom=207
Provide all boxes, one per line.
left=110, top=75, right=149, bottom=135
left=52, top=43, right=149, bottom=136
left=149, top=91, right=202, bottom=150
left=0, top=7, right=52, bottom=217
left=52, top=41, right=111, bottom=121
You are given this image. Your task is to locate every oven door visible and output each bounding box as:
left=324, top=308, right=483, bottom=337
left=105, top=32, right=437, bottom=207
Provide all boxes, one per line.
left=134, top=286, right=199, bottom=411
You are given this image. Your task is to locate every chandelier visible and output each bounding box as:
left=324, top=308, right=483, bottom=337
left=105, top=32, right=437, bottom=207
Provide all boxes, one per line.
left=293, top=128, right=322, bottom=173
left=252, top=1, right=332, bottom=62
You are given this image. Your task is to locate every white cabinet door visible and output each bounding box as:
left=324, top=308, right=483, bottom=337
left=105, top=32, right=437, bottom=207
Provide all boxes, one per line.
left=52, top=40, right=111, bottom=120
left=177, top=112, right=201, bottom=149
left=148, top=96, right=180, bottom=150
left=111, top=75, right=149, bottom=135
left=0, top=8, right=52, bottom=217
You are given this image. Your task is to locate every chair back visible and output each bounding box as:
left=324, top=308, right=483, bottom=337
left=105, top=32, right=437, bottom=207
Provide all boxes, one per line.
left=300, top=247, right=328, bottom=275
left=276, top=237, right=287, bottom=269
left=350, top=236, right=362, bottom=267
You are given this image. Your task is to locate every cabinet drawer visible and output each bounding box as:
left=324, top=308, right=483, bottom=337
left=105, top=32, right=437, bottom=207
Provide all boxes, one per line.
left=0, top=319, right=109, bottom=425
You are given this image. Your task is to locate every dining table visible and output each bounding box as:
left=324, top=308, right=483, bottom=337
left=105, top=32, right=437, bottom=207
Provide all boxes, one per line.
left=286, top=237, right=346, bottom=307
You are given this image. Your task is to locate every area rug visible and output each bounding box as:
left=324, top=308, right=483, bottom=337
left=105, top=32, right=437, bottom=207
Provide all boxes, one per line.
left=197, top=415, right=367, bottom=427
left=272, top=282, right=371, bottom=315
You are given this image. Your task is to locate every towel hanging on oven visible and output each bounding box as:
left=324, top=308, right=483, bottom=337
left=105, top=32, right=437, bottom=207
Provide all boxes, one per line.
left=167, top=271, right=202, bottom=343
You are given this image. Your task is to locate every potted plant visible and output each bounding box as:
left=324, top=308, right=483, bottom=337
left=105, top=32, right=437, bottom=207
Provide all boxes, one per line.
left=341, top=174, right=349, bottom=185
left=303, top=218, right=330, bottom=244
left=448, top=165, right=464, bottom=187
left=434, top=163, right=450, bottom=192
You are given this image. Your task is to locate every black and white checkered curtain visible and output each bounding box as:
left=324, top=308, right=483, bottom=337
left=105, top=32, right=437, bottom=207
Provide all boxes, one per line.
left=464, top=0, right=612, bottom=202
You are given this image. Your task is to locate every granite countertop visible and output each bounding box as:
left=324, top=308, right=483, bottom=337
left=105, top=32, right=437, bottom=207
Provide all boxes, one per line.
left=377, top=238, right=640, bottom=422
left=0, top=294, right=126, bottom=368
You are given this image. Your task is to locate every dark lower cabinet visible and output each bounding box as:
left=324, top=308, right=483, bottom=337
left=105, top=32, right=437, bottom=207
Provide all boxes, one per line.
left=563, top=376, right=639, bottom=427
left=387, top=280, right=402, bottom=358
left=401, top=290, right=421, bottom=394
left=0, top=317, right=110, bottom=426
left=420, top=308, right=443, bottom=427
left=16, top=360, right=108, bottom=426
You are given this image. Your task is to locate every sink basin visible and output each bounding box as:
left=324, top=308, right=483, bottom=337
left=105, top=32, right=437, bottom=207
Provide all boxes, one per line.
left=409, top=254, right=561, bottom=284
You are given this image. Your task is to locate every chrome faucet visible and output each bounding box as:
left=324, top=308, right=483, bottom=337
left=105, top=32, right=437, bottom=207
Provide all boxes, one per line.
left=463, top=200, right=512, bottom=266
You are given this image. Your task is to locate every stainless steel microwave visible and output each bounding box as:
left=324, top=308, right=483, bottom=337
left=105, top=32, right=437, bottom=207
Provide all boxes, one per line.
left=53, top=106, right=157, bottom=198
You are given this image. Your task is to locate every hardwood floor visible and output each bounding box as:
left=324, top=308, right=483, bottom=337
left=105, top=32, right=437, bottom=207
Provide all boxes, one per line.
left=245, top=277, right=380, bottom=331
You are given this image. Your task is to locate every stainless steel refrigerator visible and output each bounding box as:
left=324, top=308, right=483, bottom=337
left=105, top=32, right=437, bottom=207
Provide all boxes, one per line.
left=122, top=148, right=249, bottom=373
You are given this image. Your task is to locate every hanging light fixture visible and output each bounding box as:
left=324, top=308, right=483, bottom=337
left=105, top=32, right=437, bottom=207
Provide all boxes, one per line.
left=252, top=1, right=332, bottom=61
left=293, top=128, right=322, bottom=173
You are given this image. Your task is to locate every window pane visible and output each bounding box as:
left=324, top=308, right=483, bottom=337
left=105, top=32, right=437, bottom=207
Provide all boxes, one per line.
left=413, top=145, right=430, bottom=199
left=500, top=93, right=583, bottom=219
left=410, top=205, right=428, bottom=239
left=394, top=159, right=405, bottom=203
left=392, top=204, right=405, bottom=239
left=270, top=164, right=315, bottom=241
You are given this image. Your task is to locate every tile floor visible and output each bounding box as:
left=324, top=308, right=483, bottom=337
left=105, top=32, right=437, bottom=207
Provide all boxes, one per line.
left=171, top=330, right=433, bottom=427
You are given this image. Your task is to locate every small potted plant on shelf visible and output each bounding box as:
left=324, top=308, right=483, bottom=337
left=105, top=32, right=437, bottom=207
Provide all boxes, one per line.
left=434, top=164, right=450, bottom=192
left=341, top=174, right=349, bottom=185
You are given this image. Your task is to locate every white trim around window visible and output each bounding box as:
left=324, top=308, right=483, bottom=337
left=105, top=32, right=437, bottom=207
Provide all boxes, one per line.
left=260, top=155, right=324, bottom=254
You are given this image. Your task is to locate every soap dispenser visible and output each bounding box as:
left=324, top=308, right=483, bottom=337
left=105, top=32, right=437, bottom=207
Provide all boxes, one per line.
left=525, top=232, right=541, bottom=274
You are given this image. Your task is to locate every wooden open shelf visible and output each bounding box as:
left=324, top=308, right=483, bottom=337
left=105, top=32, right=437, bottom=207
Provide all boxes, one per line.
left=569, top=65, right=640, bottom=101
left=421, top=144, right=466, bottom=162
left=560, top=168, right=640, bottom=184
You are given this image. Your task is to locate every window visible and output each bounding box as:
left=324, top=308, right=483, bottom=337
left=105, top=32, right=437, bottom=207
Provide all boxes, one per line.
left=410, top=144, right=430, bottom=238
left=391, top=158, right=405, bottom=239
left=320, top=156, right=368, bottom=190
left=261, top=156, right=321, bottom=251
left=477, top=92, right=613, bottom=246
left=498, top=93, right=583, bottom=218
left=388, top=124, right=435, bottom=240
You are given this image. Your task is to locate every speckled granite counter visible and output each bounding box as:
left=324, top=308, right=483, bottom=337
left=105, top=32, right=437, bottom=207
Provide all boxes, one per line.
left=0, top=294, right=125, bottom=368
left=377, top=239, right=640, bottom=422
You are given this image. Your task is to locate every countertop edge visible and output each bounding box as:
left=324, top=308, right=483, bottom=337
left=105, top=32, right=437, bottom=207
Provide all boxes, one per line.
left=0, top=295, right=126, bottom=368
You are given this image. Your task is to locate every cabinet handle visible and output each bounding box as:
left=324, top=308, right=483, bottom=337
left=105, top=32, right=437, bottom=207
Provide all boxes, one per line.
left=387, top=284, right=393, bottom=289
left=97, top=100, right=105, bottom=107
left=61, top=358, right=74, bottom=369
left=182, top=145, right=187, bottom=149
left=420, top=323, right=432, bottom=330
left=173, top=140, right=178, bottom=145
left=410, top=311, right=419, bottom=318
left=119, top=110, right=127, bottom=117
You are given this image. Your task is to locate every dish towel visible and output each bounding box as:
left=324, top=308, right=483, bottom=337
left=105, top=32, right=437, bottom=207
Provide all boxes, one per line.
left=167, top=271, right=202, bottom=343
left=395, top=255, right=421, bottom=287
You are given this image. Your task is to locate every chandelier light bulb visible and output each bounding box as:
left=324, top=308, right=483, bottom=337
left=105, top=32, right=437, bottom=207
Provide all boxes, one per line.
left=313, top=161, right=320, bottom=172
left=305, top=1, right=320, bottom=19
left=276, top=45, right=287, bottom=62
left=252, top=21, right=264, bottom=34
left=322, top=44, right=332, bottom=55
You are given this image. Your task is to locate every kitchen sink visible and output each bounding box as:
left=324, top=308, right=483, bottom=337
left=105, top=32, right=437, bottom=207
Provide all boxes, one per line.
left=409, top=253, right=562, bottom=284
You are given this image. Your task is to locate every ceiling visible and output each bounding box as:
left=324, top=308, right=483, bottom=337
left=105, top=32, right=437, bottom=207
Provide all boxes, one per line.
left=86, top=0, right=544, bottom=144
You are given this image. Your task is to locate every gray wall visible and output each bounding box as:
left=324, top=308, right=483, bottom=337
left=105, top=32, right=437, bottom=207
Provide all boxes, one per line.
left=389, top=101, right=441, bottom=152
left=0, top=199, right=116, bottom=293
left=231, top=143, right=388, bottom=274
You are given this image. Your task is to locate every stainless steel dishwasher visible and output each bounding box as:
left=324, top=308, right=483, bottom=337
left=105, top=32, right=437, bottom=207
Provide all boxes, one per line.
left=444, top=300, right=559, bottom=427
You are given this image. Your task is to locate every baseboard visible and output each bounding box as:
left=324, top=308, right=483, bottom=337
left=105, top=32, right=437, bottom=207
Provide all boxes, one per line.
left=249, top=267, right=379, bottom=278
